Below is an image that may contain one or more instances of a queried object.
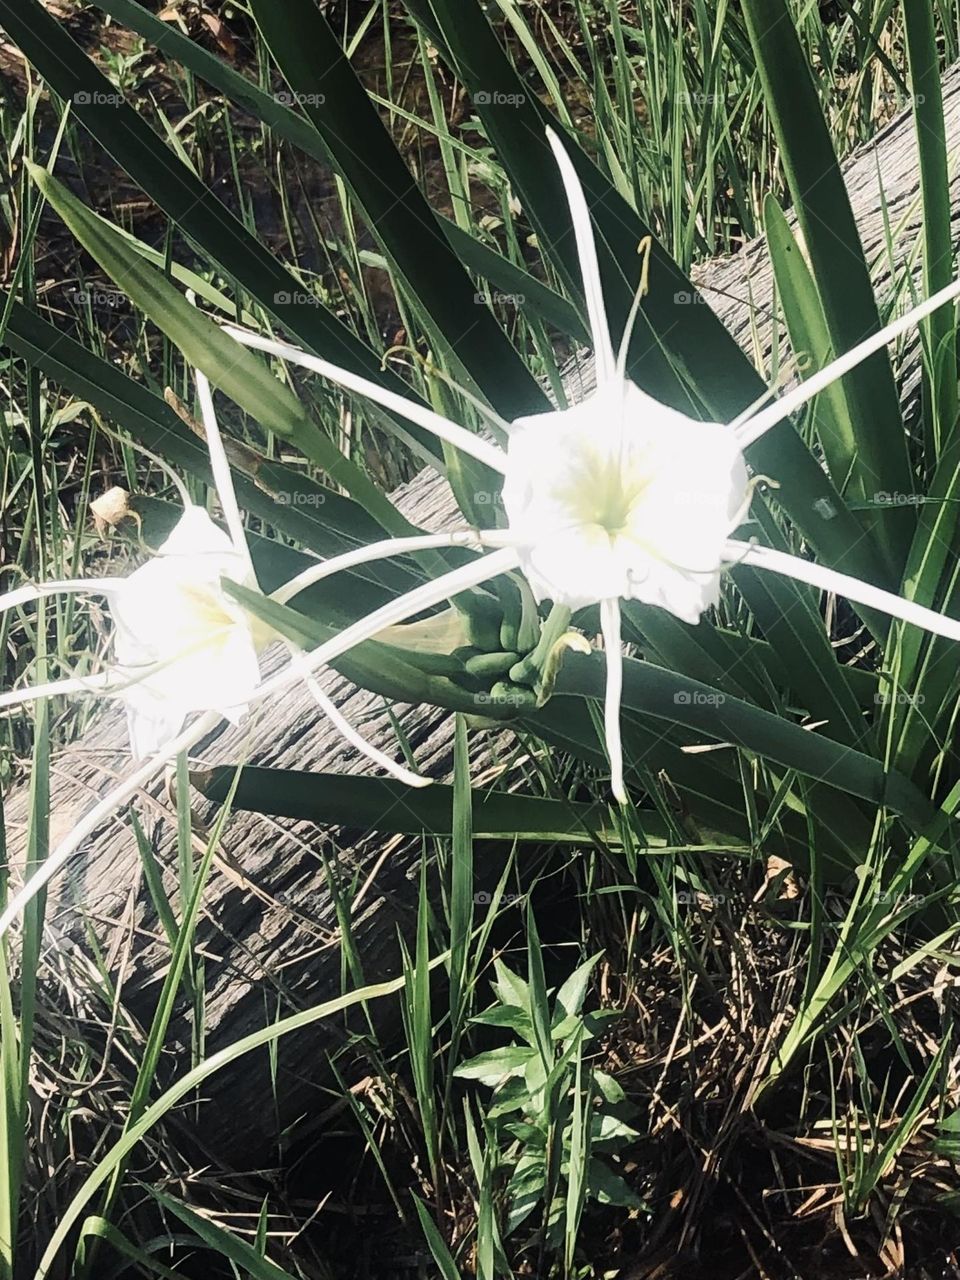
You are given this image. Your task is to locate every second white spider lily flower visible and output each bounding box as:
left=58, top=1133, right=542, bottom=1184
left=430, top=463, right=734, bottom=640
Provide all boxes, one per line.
left=0, top=370, right=465, bottom=789
left=223, top=127, right=960, bottom=806
left=109, top=502, right=265, bottom=758
left=0, top=541, right=520, bottom=943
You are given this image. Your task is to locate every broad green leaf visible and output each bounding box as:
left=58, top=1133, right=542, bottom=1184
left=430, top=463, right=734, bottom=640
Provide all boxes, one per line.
left=26, top=161, right=408, bottom=535
left=248, top=0, right=548, bottom=421
left=742, top=0, right=914, bottom=578
left=587, top=1159, right=642, bottom=1208
left=190, top=767, right=628, bottom=844
left=553, top=954, right=602, bottom=1024
left=454, top=1045, right=535, bottom=1083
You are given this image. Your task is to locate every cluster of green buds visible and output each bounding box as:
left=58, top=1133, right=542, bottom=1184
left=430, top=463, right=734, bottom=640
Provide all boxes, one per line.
left=364, top=583, right=589, bottom=726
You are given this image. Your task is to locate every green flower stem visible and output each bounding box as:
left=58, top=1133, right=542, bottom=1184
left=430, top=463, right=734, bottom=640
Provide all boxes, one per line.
left=509, top=604, right=573, bottom=686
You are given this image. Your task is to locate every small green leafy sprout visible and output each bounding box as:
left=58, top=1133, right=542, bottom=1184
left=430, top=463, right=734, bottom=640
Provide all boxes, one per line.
left=455, top=949, right=643, bottom=1254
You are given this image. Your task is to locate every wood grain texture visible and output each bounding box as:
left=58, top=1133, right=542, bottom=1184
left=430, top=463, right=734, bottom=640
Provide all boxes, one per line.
left=5, top=68, right=957, bottom=1163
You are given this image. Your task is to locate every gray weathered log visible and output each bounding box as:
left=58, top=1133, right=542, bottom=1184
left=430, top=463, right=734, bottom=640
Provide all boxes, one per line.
left=6, top=65, right=959, bottom=1164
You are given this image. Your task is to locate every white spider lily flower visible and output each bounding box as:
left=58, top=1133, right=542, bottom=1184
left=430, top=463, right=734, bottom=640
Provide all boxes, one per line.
left=109, top=503, right=265, bottom=758
left=499, top=379, right=748, bottom=623
left=0, top=374, right=474, bottom=784
left=0, top=368, right=520, bottom=939
left=222, top=129, right=960, bottom=804
left=8, top=129, right=960, bottom=941
left=0, top=540, right=518, bottom=942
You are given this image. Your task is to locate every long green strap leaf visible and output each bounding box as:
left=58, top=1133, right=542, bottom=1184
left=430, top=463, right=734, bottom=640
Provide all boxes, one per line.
left=89, top=0, right=585, bottom=343
left=27, top=161, right=410, bottom=535
left=0, top=298, right=421, bottom=581
left=741, top=0, right=914, bottom=578
left=190, top=766, right=629, bottom=844
left=248, top=0, right=548, bottom=420
left=553, top=652, right=932, bottom=829
left=902, top=0, right=958, bottom=464
left=0, top=0, right=451, bottom=463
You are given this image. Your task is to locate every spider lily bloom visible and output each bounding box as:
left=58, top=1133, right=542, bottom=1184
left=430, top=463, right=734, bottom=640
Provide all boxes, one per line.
left=223, top=128, right=960, bottom=803
left=0, top=362, right=519, bottom=938
left=110, top=503, right=264, bottom=757
left=2, top=367, right=481, bottom=788
left=7, top=269, right=960, bottom=946
left=0, top=534, right=518, bottom=942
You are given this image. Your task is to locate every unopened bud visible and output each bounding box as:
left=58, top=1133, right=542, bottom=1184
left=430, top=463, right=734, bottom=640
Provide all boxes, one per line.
left=90, top=486, right=137, bottom=537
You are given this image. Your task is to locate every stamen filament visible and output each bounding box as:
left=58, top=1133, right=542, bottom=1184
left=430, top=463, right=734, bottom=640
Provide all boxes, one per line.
left=272, top=531, right=490, bottom=606
left=0, top=577, right=128, bottom=616
left=0, top=669, right=130, bottom=713
left=285, top=642, right=429, bottom=787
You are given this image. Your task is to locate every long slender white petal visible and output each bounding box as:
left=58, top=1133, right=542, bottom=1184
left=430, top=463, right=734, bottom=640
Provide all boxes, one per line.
left=727, top=539, right=960, bottom=642
left=195, top=366, right=254, bottom=574
left=545, top=127, right=617, bottom=385
left=221, top=325, right=507, bottom=476
left=736, top=276, right=960, bottom=447
left=272, top=530, right=492, bottom=606
left=600, top=598, right=626, bottom=803
left=1, top=550, right=519, bottom=938
left=0, top=577, right=128, bottom=615
left=0, top=711, right=219, bottom=940
left=284, top=643, right=429, bottom=787
left=0, top=669, right=133, bottom=713
left=253, top=547, right=520, bottom=707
